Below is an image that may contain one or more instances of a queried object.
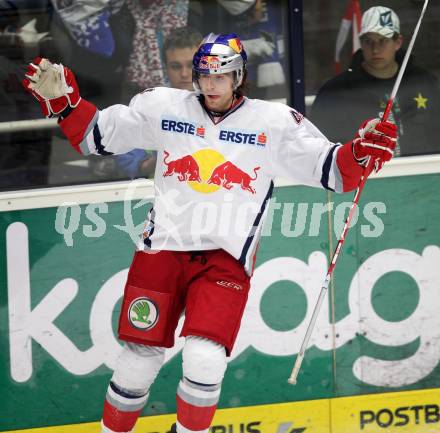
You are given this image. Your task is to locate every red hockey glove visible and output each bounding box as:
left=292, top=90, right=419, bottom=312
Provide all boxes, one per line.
left=352, top=118, right=397, bottom=172
left=22, top=57, right=81, bottom=118
left=336, top=118, right=397, bottom=192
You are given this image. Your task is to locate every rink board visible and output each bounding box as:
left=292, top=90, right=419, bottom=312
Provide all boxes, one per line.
left=1, top=172, right=440, bottom=430
left=5, top=388, right=440, bottom=433
left=332, top=388, right=440, bottom=433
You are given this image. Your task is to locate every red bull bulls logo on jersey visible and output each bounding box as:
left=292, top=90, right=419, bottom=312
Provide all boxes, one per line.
left=163, top=151, right=202, bottom=182
left=207, top=161, right=260, bottom=194
left=162, top=149, right=259, bottom=194
left=219, top=129, right=267, bottom=147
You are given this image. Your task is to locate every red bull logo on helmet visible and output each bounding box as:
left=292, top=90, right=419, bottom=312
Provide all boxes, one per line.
left=199, top=55, right=222, bottom=71
left=162, top=149, right=259, bottom=195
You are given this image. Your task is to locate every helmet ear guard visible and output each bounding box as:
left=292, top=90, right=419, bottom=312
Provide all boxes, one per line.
left=233, top=68, right=244, bottom=89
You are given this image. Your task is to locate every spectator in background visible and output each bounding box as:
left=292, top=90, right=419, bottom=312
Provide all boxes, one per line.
left=163, top=26, right=202, bottom=91
left=115, top=27, right=203, bottom=179
left=311, top=6, right=440, bottom=157
left=122, top=0, right=189, bottom=98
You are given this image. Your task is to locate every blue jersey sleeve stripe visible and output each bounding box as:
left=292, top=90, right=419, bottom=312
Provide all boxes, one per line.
left=320, top=145, right=338, bottom=191
left=93, top=123, right=114, bottom=156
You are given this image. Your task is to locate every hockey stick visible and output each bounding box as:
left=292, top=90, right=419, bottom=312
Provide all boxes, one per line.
left=287, top=0, right=429, bottom=385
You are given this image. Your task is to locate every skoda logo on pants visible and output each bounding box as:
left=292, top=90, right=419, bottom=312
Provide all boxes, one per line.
left=128, top=297, right=159, bottom=330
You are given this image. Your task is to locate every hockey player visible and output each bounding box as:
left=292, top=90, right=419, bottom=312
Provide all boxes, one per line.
left=23, top=33, right=396, bottom=433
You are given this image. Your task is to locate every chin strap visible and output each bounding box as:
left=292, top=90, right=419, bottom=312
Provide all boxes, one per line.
left=209, top=94, right=236, bottom=117
left=200, top=94, right=243, bottom=124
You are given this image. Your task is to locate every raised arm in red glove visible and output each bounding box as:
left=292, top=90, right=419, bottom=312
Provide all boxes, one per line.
left=22, top=57, right=81, bottom=117
left=337, top=118, right=397, bottom=192
left=22, top=57, right=97, bottom=153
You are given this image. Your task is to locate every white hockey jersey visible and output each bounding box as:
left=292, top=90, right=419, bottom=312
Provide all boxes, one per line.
left=79, top=88, right=343, bottom=273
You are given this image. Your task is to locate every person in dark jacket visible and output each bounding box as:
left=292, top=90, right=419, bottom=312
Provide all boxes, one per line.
left=311, top=6, right=440, bottom=157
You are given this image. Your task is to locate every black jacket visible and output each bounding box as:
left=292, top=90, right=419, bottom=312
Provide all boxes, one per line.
left=310, top=49, right=440, bottom=156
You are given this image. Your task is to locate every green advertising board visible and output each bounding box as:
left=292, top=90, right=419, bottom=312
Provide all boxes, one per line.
left=1, top=173, right=440, bottom=431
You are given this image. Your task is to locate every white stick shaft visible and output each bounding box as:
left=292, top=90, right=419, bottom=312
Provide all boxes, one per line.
left=287, top=171, right=368, bottom=385
left=384, top=0, right=429, bottom=120
left=288, top=0, right=430, bottom=385
left=390, top=0, right=429, bottom=101
left=288, top=276, right=330, bottom=384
